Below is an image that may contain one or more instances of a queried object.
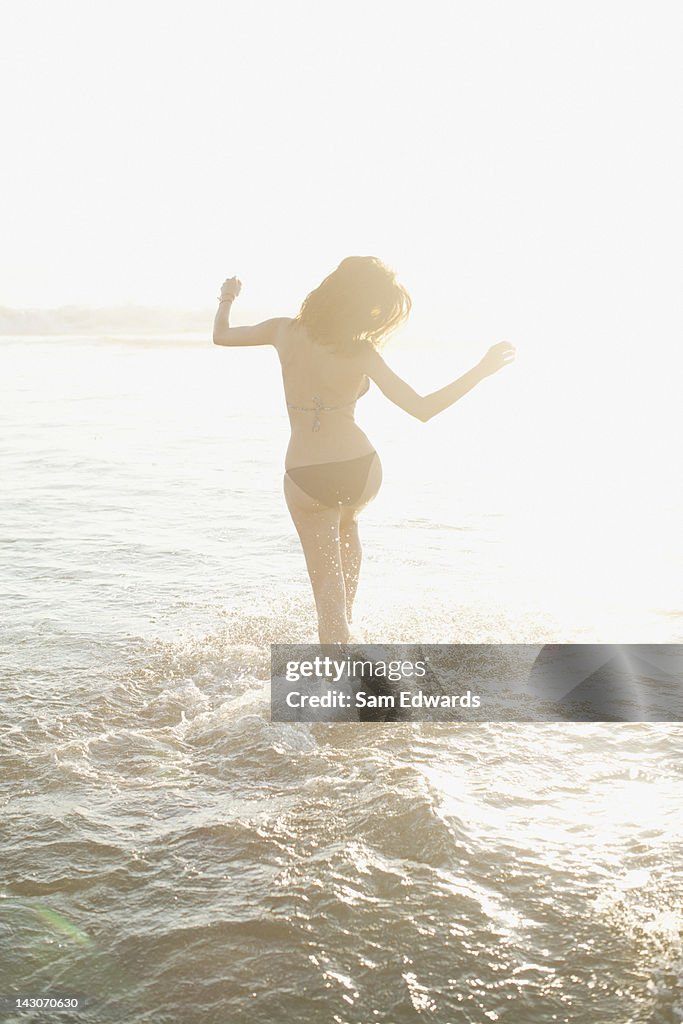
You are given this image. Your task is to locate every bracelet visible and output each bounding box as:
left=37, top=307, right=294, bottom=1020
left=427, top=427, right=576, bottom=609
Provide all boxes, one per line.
left=218, top=295, right=235, bottom=303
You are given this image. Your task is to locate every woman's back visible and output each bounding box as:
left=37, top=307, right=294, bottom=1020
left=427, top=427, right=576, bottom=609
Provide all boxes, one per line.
left=277, top=320, right=374, bottom=468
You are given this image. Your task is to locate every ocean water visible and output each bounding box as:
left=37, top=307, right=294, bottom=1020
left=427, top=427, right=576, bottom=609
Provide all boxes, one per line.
left=1, top=334, right=682, bottom=1023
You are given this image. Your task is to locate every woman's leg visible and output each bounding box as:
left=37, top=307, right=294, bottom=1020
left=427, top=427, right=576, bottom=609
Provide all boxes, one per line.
left=339, top=510, right=361, bottom=624
left=340, top=454, right=382, bottom=624
left=284, top=475, right=350, bottom=643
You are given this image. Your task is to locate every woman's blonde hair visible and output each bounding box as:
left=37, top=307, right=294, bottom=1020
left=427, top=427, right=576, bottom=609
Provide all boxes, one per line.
left=293, top=256, right=411, bottom=354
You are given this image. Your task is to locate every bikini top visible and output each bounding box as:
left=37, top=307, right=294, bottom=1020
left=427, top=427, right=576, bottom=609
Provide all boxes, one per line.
left=287, top=376, right=370, bottom=432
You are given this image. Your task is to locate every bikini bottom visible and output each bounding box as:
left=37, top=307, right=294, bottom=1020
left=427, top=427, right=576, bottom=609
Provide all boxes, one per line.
left=286, top=451, right=380, bottom=508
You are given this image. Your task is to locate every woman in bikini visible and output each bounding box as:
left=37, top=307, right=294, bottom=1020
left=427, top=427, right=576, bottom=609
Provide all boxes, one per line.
left=213, top=256, right=514, bottom=644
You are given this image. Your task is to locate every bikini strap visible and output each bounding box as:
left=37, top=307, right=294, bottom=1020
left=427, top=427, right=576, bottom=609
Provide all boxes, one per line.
left=286, top=394, right=356, bottom=431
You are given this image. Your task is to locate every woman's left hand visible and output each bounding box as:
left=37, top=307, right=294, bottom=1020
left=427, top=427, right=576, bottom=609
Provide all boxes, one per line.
left=219, top=276, right=242, bottom=301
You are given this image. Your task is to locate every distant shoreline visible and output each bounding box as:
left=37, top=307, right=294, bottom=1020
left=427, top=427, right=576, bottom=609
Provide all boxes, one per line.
left=0, top=308, right=423, bottom=347
left=0, top=305, right=225, bottom=336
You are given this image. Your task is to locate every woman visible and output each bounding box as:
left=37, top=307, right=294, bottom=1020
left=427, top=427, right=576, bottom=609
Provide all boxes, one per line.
left=213, top=256, right=514, bottom=644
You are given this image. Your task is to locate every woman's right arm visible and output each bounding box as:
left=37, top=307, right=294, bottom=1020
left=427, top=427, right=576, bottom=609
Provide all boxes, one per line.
left=361, top=342, right=515, bottom=422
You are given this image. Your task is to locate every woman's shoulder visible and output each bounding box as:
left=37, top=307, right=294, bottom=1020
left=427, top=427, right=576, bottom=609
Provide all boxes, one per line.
left=354, top=339, right=384, bottom=370
left=270, top=317, right=296, bottom=348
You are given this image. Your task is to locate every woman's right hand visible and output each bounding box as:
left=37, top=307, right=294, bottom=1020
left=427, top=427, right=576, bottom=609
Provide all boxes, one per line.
left=478, top=341, right=516, bottom=377
left=219, top=276, right=242, bottom=301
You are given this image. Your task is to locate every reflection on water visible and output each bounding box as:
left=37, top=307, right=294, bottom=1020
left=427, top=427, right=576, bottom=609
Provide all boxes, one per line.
left=2, top=619, right=682, bottom=1023
left=2, top=337, right=682, bottom=1022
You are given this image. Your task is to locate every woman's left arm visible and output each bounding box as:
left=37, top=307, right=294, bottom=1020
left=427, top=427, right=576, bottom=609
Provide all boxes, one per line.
left=212, top=276, right=287, bottom=347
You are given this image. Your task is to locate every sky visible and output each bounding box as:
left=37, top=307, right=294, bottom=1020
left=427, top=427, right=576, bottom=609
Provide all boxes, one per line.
left=2, top=1, right=681, bottom=324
